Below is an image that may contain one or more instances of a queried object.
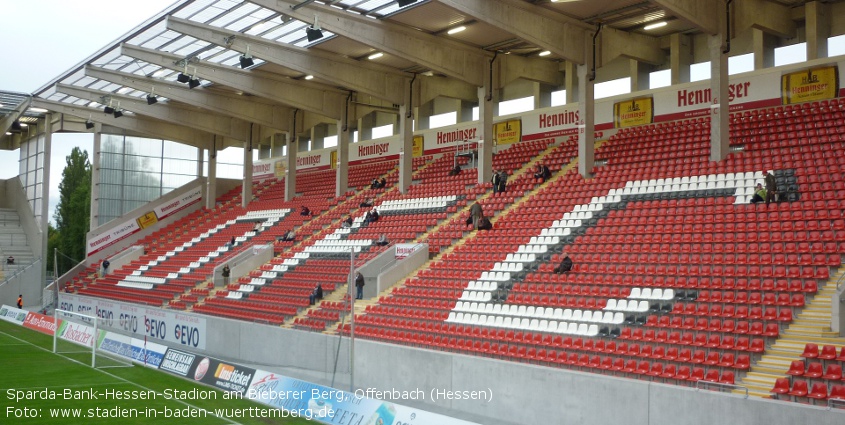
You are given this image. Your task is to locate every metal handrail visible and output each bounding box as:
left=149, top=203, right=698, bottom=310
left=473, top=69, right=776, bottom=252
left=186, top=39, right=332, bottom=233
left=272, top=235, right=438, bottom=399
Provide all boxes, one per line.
left=0, top=257, right=42, bottom=288
left=828, top=397, right=845, bottom=410
left=836, top=267, right=845, bottom=291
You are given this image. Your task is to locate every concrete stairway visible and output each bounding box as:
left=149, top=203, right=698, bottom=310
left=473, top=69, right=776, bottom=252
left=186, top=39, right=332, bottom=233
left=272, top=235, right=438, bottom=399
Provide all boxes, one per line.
left=0, top=208, right=35, bottom=275
left=739, top=268, right=845, bottom=398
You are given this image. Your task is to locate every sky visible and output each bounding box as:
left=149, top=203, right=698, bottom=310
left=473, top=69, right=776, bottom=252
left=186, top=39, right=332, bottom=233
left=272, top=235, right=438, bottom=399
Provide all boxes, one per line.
left=0, top=0, right=179, bottom=224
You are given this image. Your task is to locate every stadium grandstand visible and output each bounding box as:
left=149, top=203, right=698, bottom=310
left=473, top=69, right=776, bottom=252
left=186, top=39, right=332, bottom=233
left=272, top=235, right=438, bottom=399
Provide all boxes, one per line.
left=3, top=0, right=845, bottom=424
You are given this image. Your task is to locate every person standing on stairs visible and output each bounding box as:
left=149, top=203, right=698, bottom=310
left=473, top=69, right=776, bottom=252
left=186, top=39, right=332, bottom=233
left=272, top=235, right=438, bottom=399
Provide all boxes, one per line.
left=355, top=272, right=365, bottom=300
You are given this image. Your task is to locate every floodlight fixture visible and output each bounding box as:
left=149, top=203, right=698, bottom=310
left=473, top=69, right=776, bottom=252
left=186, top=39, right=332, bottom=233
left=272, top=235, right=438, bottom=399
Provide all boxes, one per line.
left=397, top=0, right=418, bottom=7
left=146, top=87, right=158, bottom=105
left=188, top=78, right=201, bottom=89
left=10, top=121, right=22, bottom=133
left=239, top=44, right=255, bottom=68
left=306, top=16, right=323, bottom=42
left=85, top=121, right=95, bottom=129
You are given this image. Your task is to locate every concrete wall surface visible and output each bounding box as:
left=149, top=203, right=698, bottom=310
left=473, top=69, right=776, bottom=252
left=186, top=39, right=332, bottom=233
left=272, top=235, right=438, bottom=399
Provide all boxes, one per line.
left=184, top=311, right=845, bottom=425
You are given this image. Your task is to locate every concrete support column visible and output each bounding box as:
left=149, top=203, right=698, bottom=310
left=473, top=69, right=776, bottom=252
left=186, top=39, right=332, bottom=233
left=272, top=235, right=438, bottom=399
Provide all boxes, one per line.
left=311, top=124, right=328, bottom=150
left=241, top=128, right=255, bottom=208
left=670, top=33, right=691, bottom=85
left=709, top=34, right=730, bottom=162
left=458, top=100, right=474, bottom=123
left=415, top=102, right=434, bottom=131
left=577, top=63, right=595, bottom=179
left=806, top=1, right=830, bottom=60
left=207, top=138, right=217, bottom=210
left=196, top=148, right=203, bottom=178
left=335, top=99, right=350, bottom=197
left=477, top=59, right=498, bottom=185
left=357, top=113, right=375, bottom=141
left=533, top=82, right=553, bottom=109
left=630, top=59, right=651, bottom=92
left=285, top=112, right=299, bottom=202
left=90, top=129, right=102, bottom=229
left=41, top=114, right=52, bottom=297
left=564, top=61, right=578, bottom=104
left=752, top=28, right=775, bottom=70
left=398, top=83, right=414, bottom=194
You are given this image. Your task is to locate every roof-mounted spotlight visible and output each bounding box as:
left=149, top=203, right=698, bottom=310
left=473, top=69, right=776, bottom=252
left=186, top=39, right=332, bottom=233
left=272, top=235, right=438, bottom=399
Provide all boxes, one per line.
left=112, top=102, right=123, bottom=118
left=188, top=77, right=201, bottom=89
left=397, top=0, right=419, bottom=7
left=85, top=118, right=95, bottom=129
left=146, top=87, right=158, bottom=105
left=9, top=121, right=22, bottom=133
left=306, top=16, right=323, bottom=42
left=177, top=64, right=192, bottom=83
left=239, top=44, right=255, bottom=69
left=103, top=99, right=115, bottom=114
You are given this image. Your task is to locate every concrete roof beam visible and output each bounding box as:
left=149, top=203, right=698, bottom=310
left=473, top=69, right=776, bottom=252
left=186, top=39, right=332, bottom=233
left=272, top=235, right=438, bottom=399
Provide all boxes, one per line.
left=120, top=44, right=343, bottom=120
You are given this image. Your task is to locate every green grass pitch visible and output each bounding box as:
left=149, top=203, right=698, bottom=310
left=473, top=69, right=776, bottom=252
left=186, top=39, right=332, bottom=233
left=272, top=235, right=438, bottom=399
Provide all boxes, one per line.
left=0, top=320, right=313, bottom=424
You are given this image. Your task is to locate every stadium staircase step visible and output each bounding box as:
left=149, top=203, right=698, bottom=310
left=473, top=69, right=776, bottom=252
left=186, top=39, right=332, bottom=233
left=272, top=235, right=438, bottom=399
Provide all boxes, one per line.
left=737, top=268, right=845, bottom=398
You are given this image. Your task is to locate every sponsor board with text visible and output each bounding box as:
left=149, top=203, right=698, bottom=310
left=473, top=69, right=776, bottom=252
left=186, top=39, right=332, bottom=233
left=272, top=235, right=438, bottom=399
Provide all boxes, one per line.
left=22, top=311, right=61, bottom=336
left=60, top=293, right=207, bottom=349
left=0, top=305, right=28, bottom=325
left=781, top=65, right=839, bottom=105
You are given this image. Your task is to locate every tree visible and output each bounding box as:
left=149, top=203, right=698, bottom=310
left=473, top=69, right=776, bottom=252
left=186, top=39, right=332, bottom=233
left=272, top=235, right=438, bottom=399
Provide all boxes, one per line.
left=54, top=147, right=91, bottom=269
left=46, top=224, right=59, bottom=273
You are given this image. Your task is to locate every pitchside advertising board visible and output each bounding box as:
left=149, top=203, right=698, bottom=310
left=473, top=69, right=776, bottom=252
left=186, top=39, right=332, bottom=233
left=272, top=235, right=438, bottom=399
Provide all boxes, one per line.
left=86, top=185, right=203, bottom=256
left=154, top=346, right=481, bottom=425
left=158, top=349, right=255, bottom=395
left=0, top=305, right=28, bottom=325
left=97, top=331, right=168, bottom=368
left=59, top=293, right=207, bottom=350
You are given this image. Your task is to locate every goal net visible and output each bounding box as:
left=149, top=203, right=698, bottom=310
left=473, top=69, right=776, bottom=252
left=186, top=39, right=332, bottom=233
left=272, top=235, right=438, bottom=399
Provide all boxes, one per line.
left=53, top=309, right=133, bottom=369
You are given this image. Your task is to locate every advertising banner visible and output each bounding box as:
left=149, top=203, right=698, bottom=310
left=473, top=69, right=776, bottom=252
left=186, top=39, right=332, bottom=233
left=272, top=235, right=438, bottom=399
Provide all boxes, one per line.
left=412, top=135, right=424, bottom=158
left=613, top=97, right=654, bottom=128
left=96, top=331, right=167, bottom=368
left=0, top=305, right=28, bottom=325
left=247, top=370, right=481, bottom=425
left=59, top=293, right=207, bottom=349
left=86, top=186, right=202, bottom=256
left=136, top=211, right=159, bottom=230
left=395, top=243, right=421, bottom=260
left=493, top=119, right=521, bottom=145
left=195, top=357, right=256, bottom=395
left=153, top=186, right=203, bottom=219
left=781, top=65, right=839, bottom=105
left=56, top=321, right=99, bottom=348
left=22, top=311, right=61, bottom=336
left=86, top=219, right=140, bottom=257
left=159, top=348, right=198, bottom=377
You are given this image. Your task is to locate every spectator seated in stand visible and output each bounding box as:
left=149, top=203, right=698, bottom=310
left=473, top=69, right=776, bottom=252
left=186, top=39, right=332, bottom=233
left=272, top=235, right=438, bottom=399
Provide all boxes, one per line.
left=6, top=256, right=14, bottom=265
left=750, top=183, right=768, bottom=204
left=280, top=230, right=296, bottom=242
left=360, top=198, right=374, bottom=208
left=371, top=178, right=381, bottom=189
left=300, top=205, right=311, bottom=216
left=553, top=252, right=573, bottom=273
left=477, top=216, right=493, bottom=231
left=341, top=216, right=353, bottom=228
left=379, top=177, right=386, bottom=188
left=448, top=165, right=462, bottom=176
left=364, top=209, right=380, bottom=224
left=534, top=162, right=552, bottom=182
left=375, top=234, right=389, bottom=246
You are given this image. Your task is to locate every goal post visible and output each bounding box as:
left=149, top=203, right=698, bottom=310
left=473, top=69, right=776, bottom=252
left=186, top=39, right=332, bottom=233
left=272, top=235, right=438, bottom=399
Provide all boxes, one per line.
left=53, top=309, right=133, bottom=369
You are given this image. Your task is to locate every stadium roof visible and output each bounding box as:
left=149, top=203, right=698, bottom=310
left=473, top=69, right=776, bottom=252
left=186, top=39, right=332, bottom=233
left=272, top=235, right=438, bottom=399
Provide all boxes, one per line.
left=3, top=0, right=834, bottom=149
